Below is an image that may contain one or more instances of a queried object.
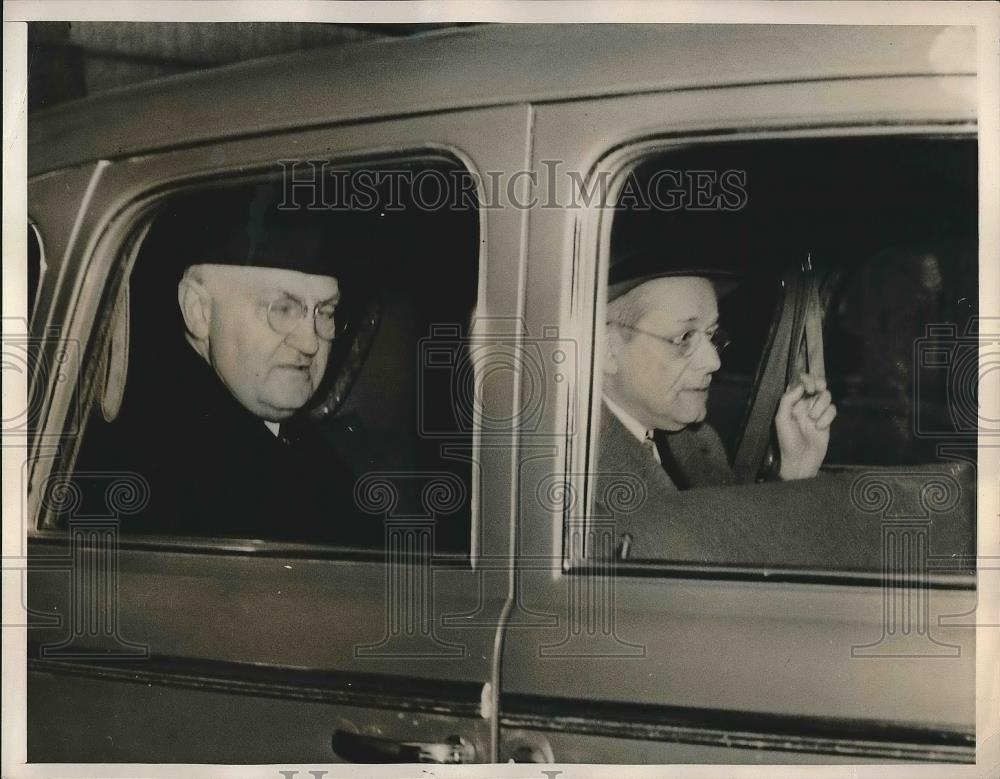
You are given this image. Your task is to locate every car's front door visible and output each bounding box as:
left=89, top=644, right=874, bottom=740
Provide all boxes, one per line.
left=500, top=73, right=977, bottom=764
left=26, top=105, right=531, bottom=763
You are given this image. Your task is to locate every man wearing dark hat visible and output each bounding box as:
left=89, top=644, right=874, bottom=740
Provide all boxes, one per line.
left=92, top=184, right=373, bottom=544
left=597, top=255, right=836, bottom=560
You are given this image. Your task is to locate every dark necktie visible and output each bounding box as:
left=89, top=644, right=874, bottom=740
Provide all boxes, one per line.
left=652, top=429, right=691, bottom=490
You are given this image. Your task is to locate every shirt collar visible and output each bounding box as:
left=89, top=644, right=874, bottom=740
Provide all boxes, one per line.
left=603, top=394, right=653, bottom=445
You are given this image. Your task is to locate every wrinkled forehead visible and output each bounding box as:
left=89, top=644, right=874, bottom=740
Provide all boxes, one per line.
left=197, top=264, right=341, bottom=302
left=635, top=276, right=719, bottom=325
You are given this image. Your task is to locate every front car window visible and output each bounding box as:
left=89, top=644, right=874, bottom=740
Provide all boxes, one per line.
left=586, top=135, right=977, bottom=576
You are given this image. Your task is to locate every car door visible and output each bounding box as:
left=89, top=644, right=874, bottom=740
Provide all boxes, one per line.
left=499, top=68, right=978, bottom=763
left=26, top=105, right=530, bottom=763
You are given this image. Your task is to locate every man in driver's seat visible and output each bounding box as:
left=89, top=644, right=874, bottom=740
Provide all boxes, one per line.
left=109, top=188, right=371, bottom=544
left=597, top=248, right=837, bottom=559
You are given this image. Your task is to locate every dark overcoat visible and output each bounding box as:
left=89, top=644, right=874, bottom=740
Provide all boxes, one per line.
left=592, top=402, right=735, bottom=560
left=592, top=402, right=899, bottom=568
left=80, top=338, right=372, bottom=545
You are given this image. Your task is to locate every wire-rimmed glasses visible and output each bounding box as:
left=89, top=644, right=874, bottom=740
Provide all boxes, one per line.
left=266, top=295, right=339, bottom=340
left=609, top=322, right=731, bottom=358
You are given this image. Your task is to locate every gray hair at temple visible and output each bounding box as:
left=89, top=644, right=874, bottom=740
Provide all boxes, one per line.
left=606, top=281, right=660, bottom=340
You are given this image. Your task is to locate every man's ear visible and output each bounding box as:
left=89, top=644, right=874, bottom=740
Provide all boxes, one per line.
left=177, top=275, right=212, bottom=341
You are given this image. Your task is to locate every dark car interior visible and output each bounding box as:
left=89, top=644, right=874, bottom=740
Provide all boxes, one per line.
left=607, top=136, right=977, bottom=573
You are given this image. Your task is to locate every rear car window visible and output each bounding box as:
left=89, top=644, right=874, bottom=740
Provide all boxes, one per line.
left=60, top=156, right=480, bottom=554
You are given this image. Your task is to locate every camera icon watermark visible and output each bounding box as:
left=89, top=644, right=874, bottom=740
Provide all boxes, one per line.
left=1, top=320, right=80, bottom=446
left=913, top=317, right=1000, bottom=439
left=418, top=319, right=577, bottom=439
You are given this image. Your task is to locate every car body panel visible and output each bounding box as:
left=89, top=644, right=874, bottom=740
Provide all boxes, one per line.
left=28, top=25, right=974, bottom=176
left=496, top=71, right=976, bottom=762
left=24, top=23, right=979, bottom=765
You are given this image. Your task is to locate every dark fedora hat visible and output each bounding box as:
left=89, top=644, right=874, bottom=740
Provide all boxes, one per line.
left=608, top=246, right=742, bottom=301
left=607, top=209, right=747, bottom=300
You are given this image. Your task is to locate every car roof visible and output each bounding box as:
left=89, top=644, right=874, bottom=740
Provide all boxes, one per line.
left=29, top=23, right=974, bottom=176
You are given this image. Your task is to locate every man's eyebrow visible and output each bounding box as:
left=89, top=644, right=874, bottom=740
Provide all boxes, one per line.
left=260, top=288, right=299, bottom=301
left=667, top=314, right=718, bottom=327
left=261, top=289, right=340, bottom=304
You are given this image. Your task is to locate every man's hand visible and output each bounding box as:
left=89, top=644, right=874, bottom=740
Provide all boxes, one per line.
left=774, top=373, right=837, bottom=480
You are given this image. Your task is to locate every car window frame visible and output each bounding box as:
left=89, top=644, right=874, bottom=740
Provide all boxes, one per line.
left=29, top=147, right=487, bottom=565
left=27, top=221, right=45, bottom=325
left=568, top=124, right=978, bottom=588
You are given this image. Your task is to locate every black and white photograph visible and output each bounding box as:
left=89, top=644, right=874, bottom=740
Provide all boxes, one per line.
left=2, top=2, right=999, bottom=777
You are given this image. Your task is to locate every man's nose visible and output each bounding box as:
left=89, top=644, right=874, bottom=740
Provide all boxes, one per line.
left=691, top=334, right=722, bottom=373
left=284, top=316, right=321, bottom=355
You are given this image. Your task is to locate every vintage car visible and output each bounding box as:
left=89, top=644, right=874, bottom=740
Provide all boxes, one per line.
left=23, top=24, right=978, bottom=764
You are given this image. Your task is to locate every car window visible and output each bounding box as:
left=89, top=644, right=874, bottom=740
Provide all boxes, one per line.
left=61, top=156, right=480, bottom=554
left=585, top=135, right=976, bottom=576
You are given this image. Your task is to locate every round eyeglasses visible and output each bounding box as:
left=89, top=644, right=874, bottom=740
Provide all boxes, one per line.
left=266, top=296, right=339, bottom=341
left=610, top=322, right=731, bottom=358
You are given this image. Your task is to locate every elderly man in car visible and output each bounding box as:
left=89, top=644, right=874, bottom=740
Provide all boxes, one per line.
left=597, top=251, right=836, bottom=559
left=102, top=186, right=372, bottom=543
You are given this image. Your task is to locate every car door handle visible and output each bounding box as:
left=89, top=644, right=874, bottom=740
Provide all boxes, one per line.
left=331, top=730, right=476, bottom=763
